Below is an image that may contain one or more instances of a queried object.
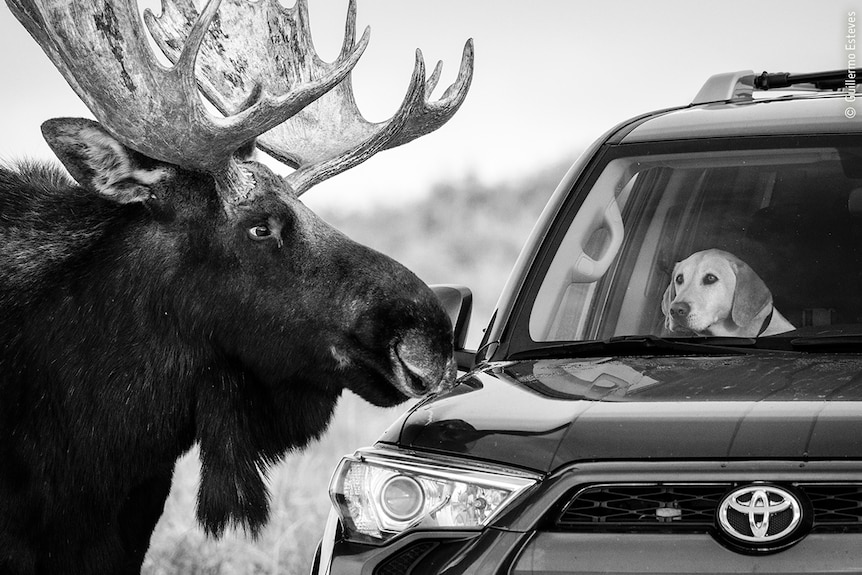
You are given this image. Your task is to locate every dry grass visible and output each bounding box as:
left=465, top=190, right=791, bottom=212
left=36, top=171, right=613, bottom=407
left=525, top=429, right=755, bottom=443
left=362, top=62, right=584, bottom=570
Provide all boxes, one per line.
left=143, top=392, right=412, bottom=575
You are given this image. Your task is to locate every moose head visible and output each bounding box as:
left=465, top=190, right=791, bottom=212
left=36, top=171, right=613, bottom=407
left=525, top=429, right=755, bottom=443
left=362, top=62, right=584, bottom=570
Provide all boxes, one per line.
left=0, top=0, right=472, bottom=571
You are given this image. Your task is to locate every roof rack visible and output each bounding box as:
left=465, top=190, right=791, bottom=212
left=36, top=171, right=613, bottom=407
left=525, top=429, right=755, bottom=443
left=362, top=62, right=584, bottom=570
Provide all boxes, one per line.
left=692, top=70, right=859, bottom=105
left=755, top=70, right=854, bottom=90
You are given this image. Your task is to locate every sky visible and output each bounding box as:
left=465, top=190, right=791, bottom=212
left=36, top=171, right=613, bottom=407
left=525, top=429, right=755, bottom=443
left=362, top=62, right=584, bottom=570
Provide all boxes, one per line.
left=0, top=0, right=853, bottom=212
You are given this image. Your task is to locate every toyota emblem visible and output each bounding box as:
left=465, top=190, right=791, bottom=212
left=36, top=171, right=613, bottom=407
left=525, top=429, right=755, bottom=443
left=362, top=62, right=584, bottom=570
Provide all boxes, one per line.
left=717, top=484, right=802, bottom=544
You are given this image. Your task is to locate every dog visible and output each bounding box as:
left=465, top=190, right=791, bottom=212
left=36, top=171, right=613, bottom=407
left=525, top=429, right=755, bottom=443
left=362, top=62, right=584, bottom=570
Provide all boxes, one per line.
left=661, top=249, right=794, bottom=337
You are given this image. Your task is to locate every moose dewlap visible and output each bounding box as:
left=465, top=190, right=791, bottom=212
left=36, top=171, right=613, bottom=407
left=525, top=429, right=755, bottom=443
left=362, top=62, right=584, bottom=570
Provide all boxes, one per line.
left=0, top=0, right=473, bottom=572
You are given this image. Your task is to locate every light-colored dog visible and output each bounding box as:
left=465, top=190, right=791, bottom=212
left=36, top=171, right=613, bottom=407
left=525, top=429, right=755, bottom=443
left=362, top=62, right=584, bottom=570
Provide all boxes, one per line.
left=662, top=249, right=794, bottom=337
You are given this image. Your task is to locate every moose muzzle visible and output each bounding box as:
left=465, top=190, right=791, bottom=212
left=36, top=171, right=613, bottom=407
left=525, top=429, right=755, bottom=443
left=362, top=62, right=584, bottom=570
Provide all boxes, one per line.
left=390, top=330, right=458, bottom=398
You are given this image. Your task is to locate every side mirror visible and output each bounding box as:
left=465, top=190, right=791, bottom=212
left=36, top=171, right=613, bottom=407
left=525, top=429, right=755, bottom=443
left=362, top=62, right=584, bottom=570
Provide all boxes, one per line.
left=430, top=284, right=475, bottom=371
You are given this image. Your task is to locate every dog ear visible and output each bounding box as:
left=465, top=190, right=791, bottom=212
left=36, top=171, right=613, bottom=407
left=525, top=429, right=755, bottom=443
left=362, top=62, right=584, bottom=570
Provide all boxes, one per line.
left=730, top=259, right=772, bottom=327
left=661, top=271, right=677, bottom=332
left=661, top=277, right=676, bottom=316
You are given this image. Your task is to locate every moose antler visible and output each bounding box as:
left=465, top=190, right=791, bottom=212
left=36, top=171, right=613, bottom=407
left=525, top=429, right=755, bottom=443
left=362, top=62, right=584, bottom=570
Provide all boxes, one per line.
left=7, top=0, right=473, bottom=198
left=5, top=0, right=367, bottom=188
left=144, top=0, right=474, bottom=195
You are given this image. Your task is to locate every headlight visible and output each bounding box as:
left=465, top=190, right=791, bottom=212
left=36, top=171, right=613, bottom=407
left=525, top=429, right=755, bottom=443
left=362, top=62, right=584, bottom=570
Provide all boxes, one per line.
left=329, top=447, right=539, bottom=544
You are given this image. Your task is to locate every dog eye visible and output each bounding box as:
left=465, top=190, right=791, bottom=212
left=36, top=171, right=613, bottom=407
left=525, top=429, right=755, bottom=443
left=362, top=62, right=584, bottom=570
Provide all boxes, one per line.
left=675, top=274, right=684, bottom=285
left=703, top=273, right=718, bottom=285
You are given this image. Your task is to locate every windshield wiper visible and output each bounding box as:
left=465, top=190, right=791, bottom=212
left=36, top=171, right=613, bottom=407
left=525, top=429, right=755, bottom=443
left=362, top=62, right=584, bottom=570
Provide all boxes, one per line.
left=790, top=335, right=862, bottom=352
left=509, top=334, right=779, bottom=360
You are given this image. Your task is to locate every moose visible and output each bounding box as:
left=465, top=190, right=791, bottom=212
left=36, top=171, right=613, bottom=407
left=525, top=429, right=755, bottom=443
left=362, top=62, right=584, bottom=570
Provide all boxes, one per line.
left=0, top=0, right=473, bottom=572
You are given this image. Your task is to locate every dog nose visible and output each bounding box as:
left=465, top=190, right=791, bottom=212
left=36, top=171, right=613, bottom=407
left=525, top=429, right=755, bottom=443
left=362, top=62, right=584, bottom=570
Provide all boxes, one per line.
left=670, top=301, right=690, bottom=318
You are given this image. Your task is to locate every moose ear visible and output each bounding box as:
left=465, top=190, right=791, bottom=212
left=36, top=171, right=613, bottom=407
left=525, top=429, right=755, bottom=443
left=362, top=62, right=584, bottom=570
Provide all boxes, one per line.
left=41, top=118, right=170, bottom=204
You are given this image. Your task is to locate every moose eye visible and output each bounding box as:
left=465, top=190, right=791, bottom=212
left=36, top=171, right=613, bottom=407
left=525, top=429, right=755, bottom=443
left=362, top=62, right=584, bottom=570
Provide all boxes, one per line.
left=247, top=224, right=272, bottom=240
left=675, top=274, right=684, bottom=285
left=703, top=273, right=718, bottom=285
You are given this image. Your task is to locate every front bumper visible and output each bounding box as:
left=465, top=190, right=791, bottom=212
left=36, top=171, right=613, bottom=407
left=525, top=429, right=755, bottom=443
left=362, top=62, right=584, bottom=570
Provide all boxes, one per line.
left=315, top=459, right=862, bottom=575
left=314, top=510, right=527, bottom=575
left=316, top=516, right=862, bottom=575
left=513, top=532, right=862, bottom=574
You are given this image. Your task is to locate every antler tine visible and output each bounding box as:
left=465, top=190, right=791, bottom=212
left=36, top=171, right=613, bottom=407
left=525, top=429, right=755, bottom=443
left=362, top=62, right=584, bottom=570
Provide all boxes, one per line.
left=280, top=49, right=430, bottom=195
left=145, top=0, right=373, bottom=124
left=378, top=39, right=474, bottom=152
left=281, top=37, right=474, bottom=195
left=145, top=0, right=475, bottom=196
left=6, top=0, right=367, bottom=194
left=425, top=61, right=444, bottom=100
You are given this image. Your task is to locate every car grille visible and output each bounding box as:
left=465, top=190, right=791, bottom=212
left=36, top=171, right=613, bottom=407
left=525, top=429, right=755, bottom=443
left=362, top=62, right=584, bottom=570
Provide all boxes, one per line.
left=806, top=485, right=862, bottom=528
left=373, top=541, right=438, bottom=575
left=556, top=484, right=862, bottom=532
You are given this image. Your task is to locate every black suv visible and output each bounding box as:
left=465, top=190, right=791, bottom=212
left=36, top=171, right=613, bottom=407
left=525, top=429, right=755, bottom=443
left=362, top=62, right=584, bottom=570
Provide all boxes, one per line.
left=313, top=71, right=862, bottom=574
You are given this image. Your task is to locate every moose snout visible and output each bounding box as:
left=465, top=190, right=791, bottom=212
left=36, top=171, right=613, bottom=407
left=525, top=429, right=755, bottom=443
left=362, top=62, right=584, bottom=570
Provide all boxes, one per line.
left=391, top=330, right=457, bottom=398
left=669, top=301, right=690, bottom=319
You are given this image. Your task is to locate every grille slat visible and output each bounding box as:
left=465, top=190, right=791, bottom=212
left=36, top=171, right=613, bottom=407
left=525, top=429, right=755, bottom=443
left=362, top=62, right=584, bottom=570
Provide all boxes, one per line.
left=556, top=484, right=862, bottom=532
left=373, top=541, right=438, bottom=575
left=805, top=485, right=862, bottom=527
left=557, top=485, right=727, bottom=530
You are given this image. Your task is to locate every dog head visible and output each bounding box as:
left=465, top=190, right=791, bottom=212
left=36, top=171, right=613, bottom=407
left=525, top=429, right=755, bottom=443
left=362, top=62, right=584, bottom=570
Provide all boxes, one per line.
left=661, top=249, right=773, bottom=336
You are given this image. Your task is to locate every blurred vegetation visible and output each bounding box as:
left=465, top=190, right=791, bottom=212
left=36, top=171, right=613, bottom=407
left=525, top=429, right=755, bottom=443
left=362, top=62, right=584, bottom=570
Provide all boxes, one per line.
left=143, top=158, right=571, bottom=574
left=320, top=159, right=570, bottom=343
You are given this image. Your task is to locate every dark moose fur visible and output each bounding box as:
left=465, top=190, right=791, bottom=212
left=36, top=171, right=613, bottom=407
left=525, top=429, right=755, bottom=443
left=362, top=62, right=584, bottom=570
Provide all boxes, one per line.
left=0, top=119, right=453, bottom=574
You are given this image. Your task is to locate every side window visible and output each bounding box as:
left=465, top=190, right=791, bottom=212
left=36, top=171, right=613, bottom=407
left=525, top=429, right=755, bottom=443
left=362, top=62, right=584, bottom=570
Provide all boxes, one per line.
left=529, top=159, right=635, bottom=341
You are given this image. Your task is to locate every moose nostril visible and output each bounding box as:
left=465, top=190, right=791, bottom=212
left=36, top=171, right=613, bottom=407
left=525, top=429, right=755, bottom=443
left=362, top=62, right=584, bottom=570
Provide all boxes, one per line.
left=394, top=330, right=454, bottom=395
left=671, top=302, right=690, bottom=318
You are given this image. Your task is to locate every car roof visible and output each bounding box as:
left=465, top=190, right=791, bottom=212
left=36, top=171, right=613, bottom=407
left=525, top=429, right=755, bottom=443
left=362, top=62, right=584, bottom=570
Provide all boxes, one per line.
left=617, top=70, right=862, bottom=144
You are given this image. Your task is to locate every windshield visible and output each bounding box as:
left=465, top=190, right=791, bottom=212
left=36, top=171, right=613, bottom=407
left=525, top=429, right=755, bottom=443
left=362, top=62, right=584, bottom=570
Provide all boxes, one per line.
left=528, top=139, right=862, bottom=345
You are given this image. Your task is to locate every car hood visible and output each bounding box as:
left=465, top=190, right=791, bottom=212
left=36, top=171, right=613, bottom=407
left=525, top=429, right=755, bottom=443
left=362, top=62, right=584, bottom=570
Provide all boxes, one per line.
left=379, top=355, right=862, bottom=473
